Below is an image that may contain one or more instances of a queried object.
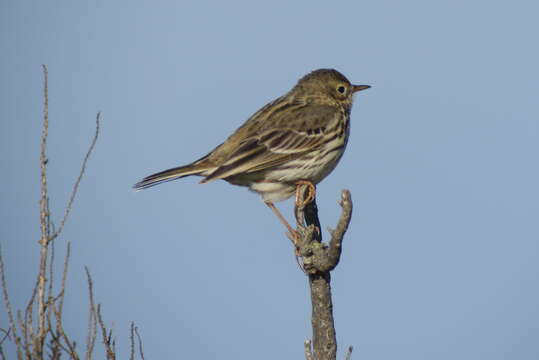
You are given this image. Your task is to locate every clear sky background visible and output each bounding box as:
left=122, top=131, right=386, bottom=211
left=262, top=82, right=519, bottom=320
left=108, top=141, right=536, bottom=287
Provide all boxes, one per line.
left=2, top=1, right=538, bottom=359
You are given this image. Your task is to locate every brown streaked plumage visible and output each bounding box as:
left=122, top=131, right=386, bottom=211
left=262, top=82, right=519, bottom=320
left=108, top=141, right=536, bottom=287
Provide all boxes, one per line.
left=134, top=69, right=369, bottom=233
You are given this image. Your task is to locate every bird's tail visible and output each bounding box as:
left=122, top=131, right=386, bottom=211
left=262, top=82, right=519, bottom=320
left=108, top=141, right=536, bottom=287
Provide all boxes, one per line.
left=133, top=162, right=212, bottom=190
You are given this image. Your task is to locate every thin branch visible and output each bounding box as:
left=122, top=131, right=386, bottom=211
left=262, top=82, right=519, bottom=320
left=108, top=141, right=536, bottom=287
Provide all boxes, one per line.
left=134, top=326, right=145, bottom=360
left=52, top=243, right=78, bottom=359
left=58, top=242, right=71, bottom=315
left=48, top=331, right=70, bottom=359
left=52, top=300, right=79, bottom=359
left=0, top=244, right=23, bottom=360
left=129, top=323, right=135, bottom=360
left=48, top=329, right=75, bottom=358
left=46, top=297, right=63, bottom=360
left=0, top=328, right=11, bottom=360
left=326, top=191, right=353, bottom=268
left=97, top=305, right=116, bottom=360
left=36, top=63, right=51, bottom=359
left=85, top=266, right=97, bottom=360
left=49, top=242, right=73, bottom=360
left=85, top=306, right=97, bottom=360
left=46, top=237, right=56, bottom=356
left=39, top=63, right=50, bottom=248
left=49, top=241, right=73, bottom=360
left=51, top=112, right=101, bottom=241
left=24, top=273, right=38, bottom=355
left=0, top=328, right=11, bottom=345
left=16, top=311, right=28, bottom=359
left=48, top=213, right=56, bottom=298
left=47, top=336, right=62, bottom=360
left=25, top=201, right=54, bottom=358
left=87, top=269, right=116, bottom=360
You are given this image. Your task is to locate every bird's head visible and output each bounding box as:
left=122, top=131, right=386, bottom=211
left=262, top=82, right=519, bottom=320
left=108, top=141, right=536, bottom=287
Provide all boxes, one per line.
left=293, top=69, right=370, bottom=106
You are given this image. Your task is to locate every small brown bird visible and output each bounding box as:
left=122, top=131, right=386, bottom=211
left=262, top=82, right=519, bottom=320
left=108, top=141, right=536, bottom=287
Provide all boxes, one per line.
left=134, top=69, right=369, bottom=234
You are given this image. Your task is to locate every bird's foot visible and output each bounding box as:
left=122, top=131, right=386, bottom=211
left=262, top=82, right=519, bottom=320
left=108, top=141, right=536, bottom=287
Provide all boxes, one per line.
left=295, top=180, right=316, bottom=208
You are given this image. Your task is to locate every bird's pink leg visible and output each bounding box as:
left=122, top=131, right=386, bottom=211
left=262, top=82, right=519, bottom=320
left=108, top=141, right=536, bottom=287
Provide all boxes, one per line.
left=264, top=201, right=300, bottom=245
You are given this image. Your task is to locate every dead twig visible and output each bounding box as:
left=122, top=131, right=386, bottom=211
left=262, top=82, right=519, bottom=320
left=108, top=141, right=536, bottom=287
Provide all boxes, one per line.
left=129, top=323, right=145, bottom=360
left=85, top=267, right=97, bottom=360
left=134, top=326, right=145, bottom=360
left=50, top=112, right=101, bottom=242
left=0, top=64, right=136, bottom=360
left=0, top=244, right=23, bottom=360
left=129, top=323, right=135, bottom=360
left=97, top=304, right=116, bottom=360
left=0, top=321, right=13, bottom=360
left=88, top=267, right=116, bottom=360
left=36, top=64, right=51, bottom=359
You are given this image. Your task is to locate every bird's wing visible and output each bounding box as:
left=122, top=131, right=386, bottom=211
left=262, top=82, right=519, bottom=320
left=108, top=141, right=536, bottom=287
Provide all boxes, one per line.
left=201, top=104, right=338, bottom=182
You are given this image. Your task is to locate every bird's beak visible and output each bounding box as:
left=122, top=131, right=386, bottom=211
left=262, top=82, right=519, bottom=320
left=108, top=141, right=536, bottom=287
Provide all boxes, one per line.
left=352, top=84, right=371, bottom=93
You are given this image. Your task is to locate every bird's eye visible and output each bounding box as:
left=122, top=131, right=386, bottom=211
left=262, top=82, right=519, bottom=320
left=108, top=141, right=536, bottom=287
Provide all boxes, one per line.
left=337, top=85, right=346, bottom=94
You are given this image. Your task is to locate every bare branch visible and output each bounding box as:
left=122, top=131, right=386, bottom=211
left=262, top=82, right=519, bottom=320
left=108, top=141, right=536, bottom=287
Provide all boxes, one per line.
left=52, top=300, right=79, bottom=359
left=50, top=242, right=78, bottom=359
left=1, top=66, right=136, bottom=360
left=0, top=244, right=23, bottom=360
left=0, top=328, right=11, bottom=345
left=24, top=274, right=38, bottom=354
left=0, top=66, right=137, bottom=360
left=86, top=269, right=116, bottom=360
left=39, top=63, right=50, bottom=247
left=46, top=238, right=57, bottom=356
left=0, top=328, right=11, bottom=360
left=85, top=266, right=97, bottom=360
left=134, top=326, right=145, bottom=360
left=129, top=323, right=135, bottom=360
left=97, top=305, right=116, bottom=360
left=58, top=242, right=71, bottom=317
left=51, top=112, right=100, bottom=241
left=294, top=188, right=354, bottom=360
left=45, top=303, right=61, bottom=360
left=16, top=310, right=29, bottom=359
left=49, top=328, right=75, bottom=359
left=129, top=322, right=145, bottom=360
left=48, top=225, right=56, bottom=302
left=326, top=190, right=353, bottom=267
left=36, top=64, right=52, bottom=358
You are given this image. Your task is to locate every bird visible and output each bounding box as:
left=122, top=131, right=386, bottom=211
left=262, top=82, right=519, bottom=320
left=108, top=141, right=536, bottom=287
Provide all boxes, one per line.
left=133, top=69, right=369, bottom=237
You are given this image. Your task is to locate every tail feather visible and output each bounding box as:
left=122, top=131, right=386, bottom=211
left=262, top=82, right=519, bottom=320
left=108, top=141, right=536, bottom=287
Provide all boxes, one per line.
left=133, top=163, right=208, bottom=190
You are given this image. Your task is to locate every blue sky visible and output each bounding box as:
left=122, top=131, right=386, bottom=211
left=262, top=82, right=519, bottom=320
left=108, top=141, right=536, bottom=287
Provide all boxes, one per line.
left=2, top=1, right=538, bottom=359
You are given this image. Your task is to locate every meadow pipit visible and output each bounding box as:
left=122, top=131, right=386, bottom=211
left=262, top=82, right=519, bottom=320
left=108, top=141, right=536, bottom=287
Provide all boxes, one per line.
left=134, top=69, right=369, bottom=236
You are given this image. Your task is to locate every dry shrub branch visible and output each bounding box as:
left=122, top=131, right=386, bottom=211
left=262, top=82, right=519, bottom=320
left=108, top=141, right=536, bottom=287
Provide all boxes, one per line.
left=0, top=66, right=144, bottom=360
